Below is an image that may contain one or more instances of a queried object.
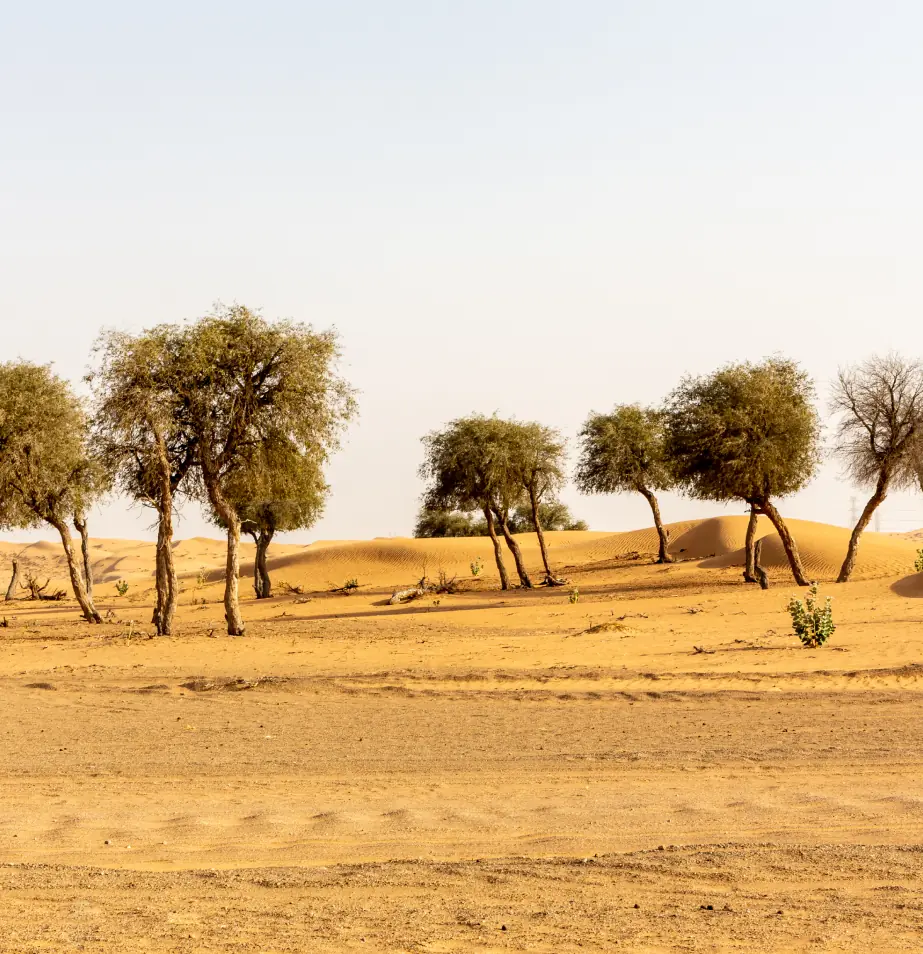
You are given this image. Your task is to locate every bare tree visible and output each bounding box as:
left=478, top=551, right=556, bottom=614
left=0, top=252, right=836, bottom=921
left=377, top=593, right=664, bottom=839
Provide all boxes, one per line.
left=831, top=354, right=923, bottom=582
left=4, top=557, right=22, bottom=601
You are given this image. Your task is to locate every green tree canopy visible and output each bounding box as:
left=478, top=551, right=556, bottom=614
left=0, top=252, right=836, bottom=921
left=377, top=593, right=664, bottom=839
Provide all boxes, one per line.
left=575, top=404, right=675, bottom=562
left=664, top=357, right=820, bottom=584
left=0, top=362, right=104, bottom=622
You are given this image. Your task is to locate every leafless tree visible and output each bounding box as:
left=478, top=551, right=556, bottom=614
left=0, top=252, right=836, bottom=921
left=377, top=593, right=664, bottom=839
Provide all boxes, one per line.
left=831, top=354, right=923, bottom=582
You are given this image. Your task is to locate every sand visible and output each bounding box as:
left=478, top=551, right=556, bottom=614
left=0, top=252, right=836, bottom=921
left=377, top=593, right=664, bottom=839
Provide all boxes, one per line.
left=1, top=517, right=922, bottom=951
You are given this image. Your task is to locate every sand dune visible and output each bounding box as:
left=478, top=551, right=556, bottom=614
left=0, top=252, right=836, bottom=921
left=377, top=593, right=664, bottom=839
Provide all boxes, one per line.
left=1, top=514, right=919, bottom=597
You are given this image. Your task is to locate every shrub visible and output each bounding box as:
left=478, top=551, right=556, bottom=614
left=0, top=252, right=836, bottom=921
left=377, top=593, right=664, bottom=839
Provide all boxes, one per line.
left=115, top=580, right=129, bottom=597
left=569, top=587, right=579, bottom=604
left=786, top=583, right=835, bottom=648
left=915, top=549, right=923, bottom=573
left=470, top=557, right=483, bottom=577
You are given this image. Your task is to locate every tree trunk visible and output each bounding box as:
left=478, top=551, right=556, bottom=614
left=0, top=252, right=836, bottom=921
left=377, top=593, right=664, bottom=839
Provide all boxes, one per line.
left=255, top=529, right=273, bottom=599
left=753, top=538, right=769, bottom=589
left=484, top=506, right=510, bottom=591
left=528, top=486, right=554, bottom=580
left=743, top=507, right=758, bottom=583
left=151, top=507, right=178, bottom=636
left=222, top=518, right=245, bottom=635
left=638, top=486, right=673, bottom=563
left=496, top=511, right=532, bottom=588
left=47, top=515, right=102, bottom=623
left=5, top=560, right=20, bottom=601
left=754, top=497, right=809, bottom=586
left=73, top=513, right=93, bottom=599
left=837, top=470, right=890, bottom=583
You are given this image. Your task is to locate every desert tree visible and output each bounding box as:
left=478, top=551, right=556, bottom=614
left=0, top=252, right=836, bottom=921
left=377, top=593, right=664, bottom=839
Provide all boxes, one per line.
left=575, top=404, right=675, bottom=563
left=830, top=353, right=923, bottom=582
left=507, top=500, right=587, bottom=533
left=664, top=357, right=820, bottom=586
left=90, top=327, right=196, bottom=636
left=171, top=305, right=354, bottom=635
left=0, top=362, right=104, bottom=622
left=214, top=440, right=328, bottom=599
left=420, top=416, right=524, bottom=589
left=413, top=507, right=487, bottom=538
left=506, top=421, right=568, bottom=583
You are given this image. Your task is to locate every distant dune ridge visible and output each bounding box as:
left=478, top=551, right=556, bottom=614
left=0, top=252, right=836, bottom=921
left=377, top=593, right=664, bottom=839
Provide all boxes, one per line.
left=1, top=515, right=920, bottom=596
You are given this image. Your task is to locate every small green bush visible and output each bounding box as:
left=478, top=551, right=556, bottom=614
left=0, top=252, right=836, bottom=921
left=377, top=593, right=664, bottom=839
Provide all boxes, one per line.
left=569, top=586, right=579, bottom=605
left=115, top=579, right=129, bottom=597
left=915, top=549, right=923, bottom=573
left=786, top=583, right=835, bottom=648
left=470, top=557, right=483, bottom=577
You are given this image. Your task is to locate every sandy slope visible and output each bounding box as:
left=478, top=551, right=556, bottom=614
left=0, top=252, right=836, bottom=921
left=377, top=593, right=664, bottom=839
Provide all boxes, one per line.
left=1, top=518, right=923, bottom=951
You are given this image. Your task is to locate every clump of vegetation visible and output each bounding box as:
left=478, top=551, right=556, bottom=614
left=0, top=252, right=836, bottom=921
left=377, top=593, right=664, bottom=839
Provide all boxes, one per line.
left=331, top=578, right=360, bottom=595
left=115, top=579, right=130, bottom=597
left=470, top=556, right=483, bottom=577
left=914, top=549, right=923, bottom=573
left=569, top=587, right=579, bottom=604
left=787, top=583, right=835, bottom=648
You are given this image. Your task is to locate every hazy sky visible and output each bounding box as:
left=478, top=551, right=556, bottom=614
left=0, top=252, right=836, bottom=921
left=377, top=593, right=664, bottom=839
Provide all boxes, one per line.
left=3, top=1, right=923, bottom=542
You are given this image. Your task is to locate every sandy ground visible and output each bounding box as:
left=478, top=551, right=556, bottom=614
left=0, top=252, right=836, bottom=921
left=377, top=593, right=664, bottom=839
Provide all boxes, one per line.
left=1, top=517, right=923, bottom=951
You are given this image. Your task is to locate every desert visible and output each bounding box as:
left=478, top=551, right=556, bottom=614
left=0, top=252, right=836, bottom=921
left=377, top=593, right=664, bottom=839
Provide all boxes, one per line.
left=2, top=516, right=923, bottom=951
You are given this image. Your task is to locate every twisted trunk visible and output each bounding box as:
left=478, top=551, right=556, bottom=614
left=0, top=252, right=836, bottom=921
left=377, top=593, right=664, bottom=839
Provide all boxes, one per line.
left=5, top=560, right=20, bottom=601
left=255, top=528, right=273, bottom=599
left=638, top=485, right=673, bottom=563
left=753, top=538, right=769, bottom=589
left=150, top=427, right=179, bottom=637
left=483, top=505, right=510, bottom=591
left=527, top=486, right=554, bottom=580
left=837, top=470, right=890, bottom=583
left=151, top=509, right=177, bottom=636
left=47, top=514, right=102, bottom=623
left=496, top=509, right=532, bottom=588
left=743, top=507, right=759, bottom=583
left=73, top=513, right=93, bottom=599
left=752, top=497, right=809, bottom=586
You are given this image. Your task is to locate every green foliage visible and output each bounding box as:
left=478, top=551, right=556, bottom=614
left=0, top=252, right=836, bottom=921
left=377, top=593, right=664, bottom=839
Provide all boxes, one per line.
left=576, top=404, right=674, bottom=496
left=664, top=357, right=820, bottom=504
left=414, top=501, right=586, bottom=538
left=915, top=549, right=923, bottom=573
left=569, top=587, right=579, bottom=604
left=470, top=557, right=483, bottom=577
left=115, top=579, right=129, bottom=597
left=413, top=507, right=487, bottom=538
left=0, top=362, right=104, bottom=532
left=786, top=584, right=835, bottom=648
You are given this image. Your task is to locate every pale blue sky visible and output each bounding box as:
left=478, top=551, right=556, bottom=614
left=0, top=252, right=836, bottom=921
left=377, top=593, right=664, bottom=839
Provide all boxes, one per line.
left=3, top=1, right=923, bottom=541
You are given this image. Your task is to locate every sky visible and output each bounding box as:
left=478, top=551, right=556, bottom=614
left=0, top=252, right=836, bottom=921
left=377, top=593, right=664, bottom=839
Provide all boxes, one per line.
left=3, top=1, right=923, bottom=543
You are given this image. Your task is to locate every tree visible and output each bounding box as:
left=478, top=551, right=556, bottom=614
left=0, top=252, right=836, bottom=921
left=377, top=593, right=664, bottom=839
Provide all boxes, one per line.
left=420, top=416, right=524, bottom=589
left=507, top=500, right=587, bottom=533
left=830, top=354, right=923, bottom=582
left=91, top=327, right=196, bottom=636
left=413, top=507, right=487, bottom=537
left=0, top=362, right=103, bottom=622
left=575, top=405, right=675, bottom=563
left=171, top=305, right=354, bottom=635
left=506, top=422, right=568, bottom=583
left=664, top=357, right=820, bottom=586
left=216, top=441, right=328, bottom=599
